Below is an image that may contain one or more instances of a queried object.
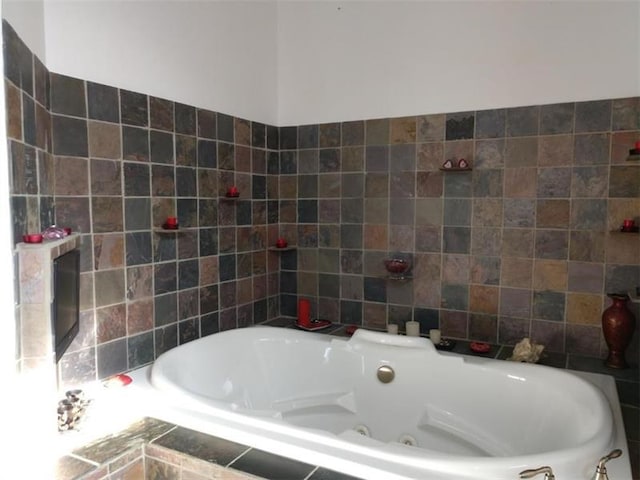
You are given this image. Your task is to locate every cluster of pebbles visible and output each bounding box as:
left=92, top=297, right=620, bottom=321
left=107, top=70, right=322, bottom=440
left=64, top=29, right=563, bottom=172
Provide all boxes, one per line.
left=57, top=389, right=91, bottom=431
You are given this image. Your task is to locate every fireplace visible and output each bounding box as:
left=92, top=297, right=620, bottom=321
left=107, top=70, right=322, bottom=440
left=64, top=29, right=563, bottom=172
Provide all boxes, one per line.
left=17, top=234, right=81, bottom=439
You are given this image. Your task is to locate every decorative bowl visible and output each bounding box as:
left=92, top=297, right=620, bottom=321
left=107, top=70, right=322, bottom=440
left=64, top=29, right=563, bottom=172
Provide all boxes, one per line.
left=470, top=341, right=491, bottom=354
left=384, top=258, right=411, bottom=275
left=23, top=233, right=43, bottom=244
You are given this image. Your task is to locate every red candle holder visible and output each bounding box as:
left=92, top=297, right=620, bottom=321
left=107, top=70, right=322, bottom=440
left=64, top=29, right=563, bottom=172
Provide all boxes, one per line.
left=163, top=217, right=179, bottom=230
left=227, top=186, right=239, bottom=197
left=297, top=298, right=311, bottom=326
left=275, top=237, right=288, bottom=248
left=23, top=233, right=43, bottom=244
left=621, top=219, right=636, bottom=232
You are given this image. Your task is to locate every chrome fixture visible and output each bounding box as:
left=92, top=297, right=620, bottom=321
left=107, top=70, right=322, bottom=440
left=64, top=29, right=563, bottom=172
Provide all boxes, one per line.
left=519, top=466, right=555, bottom=479
left=591, top=449, right=622, bottom=480
left=398, top=434, right=418, bottom=446
left=376, top=365, right=395, bottom=383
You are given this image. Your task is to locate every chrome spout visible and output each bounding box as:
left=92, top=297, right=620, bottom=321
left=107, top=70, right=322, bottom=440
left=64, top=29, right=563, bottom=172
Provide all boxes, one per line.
left=519, top=466, right=555, bottom=480
left=591, top=449, right=622, bottom=480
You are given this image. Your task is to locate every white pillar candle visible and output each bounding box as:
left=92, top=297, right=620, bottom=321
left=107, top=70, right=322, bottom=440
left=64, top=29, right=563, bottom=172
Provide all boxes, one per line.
left=406, top=321, right=420, bottom=337
left=387, top=324, right=398, bottom=335
left=430, top=329, right=442, bottom=344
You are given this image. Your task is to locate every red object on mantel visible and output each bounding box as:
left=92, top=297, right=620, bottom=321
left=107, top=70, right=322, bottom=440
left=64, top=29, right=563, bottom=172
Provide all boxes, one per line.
left=226, top=185, right=240, bottom=197
left=23, top=233, right=43, bottom=243
left=275, top=237, right=288, bottom=248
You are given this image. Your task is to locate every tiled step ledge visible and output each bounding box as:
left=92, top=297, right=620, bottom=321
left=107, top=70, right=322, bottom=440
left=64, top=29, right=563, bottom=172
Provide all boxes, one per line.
left=55, top=417, right=360, bottom=480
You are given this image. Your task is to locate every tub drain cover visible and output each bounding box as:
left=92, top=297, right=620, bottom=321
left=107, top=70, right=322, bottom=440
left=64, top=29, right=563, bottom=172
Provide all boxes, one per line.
left=354, top=425, right=370, bottom=437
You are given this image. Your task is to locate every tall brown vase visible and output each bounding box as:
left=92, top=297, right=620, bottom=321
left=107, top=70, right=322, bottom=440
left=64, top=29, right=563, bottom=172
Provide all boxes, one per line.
left=602, top=293, right=636, bottom=369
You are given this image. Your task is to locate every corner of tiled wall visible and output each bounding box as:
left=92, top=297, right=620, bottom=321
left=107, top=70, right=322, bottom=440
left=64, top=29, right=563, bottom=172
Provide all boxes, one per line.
left=4, top=17, right=640, bottom=389
left=3, top=19, right=282, bottom=388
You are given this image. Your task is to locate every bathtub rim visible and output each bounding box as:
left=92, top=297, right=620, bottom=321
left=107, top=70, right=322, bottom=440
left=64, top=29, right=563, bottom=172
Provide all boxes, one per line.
left=127, top=363, right=631, bottom=480
left=123, top=327, right=632, bottom=480
left=149, top=326, right=613, bottom=460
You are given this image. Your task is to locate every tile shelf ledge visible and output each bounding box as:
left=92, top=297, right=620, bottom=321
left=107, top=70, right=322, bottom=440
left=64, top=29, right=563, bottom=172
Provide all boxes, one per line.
left=153, top=227, right=196, bottom=234
left=438, top=167, right=472, bottom=172
left=16, top=233, right=80, bottom=251
left=382, top=275, right=413, bottom=281
left=268, top=246, right=297, bottom=252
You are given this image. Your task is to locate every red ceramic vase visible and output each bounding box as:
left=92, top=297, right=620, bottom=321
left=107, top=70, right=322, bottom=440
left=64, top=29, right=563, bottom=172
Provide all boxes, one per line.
left=602, top=293, right=636, bottom=369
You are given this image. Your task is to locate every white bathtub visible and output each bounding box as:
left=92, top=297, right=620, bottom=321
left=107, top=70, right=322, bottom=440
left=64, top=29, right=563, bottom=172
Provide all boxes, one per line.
left=128, top=326, right=632, bottom=480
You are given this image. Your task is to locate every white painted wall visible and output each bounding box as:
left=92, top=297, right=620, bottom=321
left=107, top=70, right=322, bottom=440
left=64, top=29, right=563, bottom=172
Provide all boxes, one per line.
left=277, top=1, right=640, bottom=125
left=43, top=1, right=278, bottom=125
left=2, top=0, right=46, bottom=61
left=2, top=1, right=639, bottom=126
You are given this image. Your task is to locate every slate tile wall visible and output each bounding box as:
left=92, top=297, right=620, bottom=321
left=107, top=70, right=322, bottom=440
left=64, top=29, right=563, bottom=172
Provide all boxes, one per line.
left=4, top=21, right=281, bottom=386
left=5, top=18, right=640, bottom=383
left=280, top=101, right=640, bottom=361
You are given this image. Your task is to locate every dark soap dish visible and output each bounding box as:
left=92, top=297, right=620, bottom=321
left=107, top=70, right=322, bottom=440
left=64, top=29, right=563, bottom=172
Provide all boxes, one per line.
left=435, top=339, right=456, bottom=351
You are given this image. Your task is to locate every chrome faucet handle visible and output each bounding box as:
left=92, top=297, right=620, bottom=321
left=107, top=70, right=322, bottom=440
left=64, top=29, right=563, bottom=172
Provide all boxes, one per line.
left=592, top=449, right=622, bottom=480
left=520, top=466, right=556, bottom=480
left=598, top=449, right=622, bottom=468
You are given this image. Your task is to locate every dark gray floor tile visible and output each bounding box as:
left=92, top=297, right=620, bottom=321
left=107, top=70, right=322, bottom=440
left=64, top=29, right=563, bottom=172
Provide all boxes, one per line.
left=152, top=425, right=249, bottom=465
left=309, top=467, right=367, bottom=480
left=568, top=355, right=639, bottom=382
left=229, top=448, right=315, bottom=480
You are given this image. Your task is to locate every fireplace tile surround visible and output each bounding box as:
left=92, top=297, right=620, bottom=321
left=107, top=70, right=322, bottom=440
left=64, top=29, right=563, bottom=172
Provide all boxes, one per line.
left=3, top=19, right=639, bottom=393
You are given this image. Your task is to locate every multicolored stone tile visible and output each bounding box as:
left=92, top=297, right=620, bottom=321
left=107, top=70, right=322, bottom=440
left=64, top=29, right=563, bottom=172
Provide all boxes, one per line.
left=566, top=292, right=602, bottom=325
left=417, top=114, right=445, bottom=142
left=538, top=134, right=573, bottom=167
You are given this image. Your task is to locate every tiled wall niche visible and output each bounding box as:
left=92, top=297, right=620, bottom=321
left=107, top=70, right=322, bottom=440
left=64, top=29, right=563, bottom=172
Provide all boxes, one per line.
left=5, top=18, right=639, bottom=388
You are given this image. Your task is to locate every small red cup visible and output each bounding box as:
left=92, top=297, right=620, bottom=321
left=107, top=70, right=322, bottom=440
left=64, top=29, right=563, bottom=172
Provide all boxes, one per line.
left=275, top=237, right=287, bottom=248
left=63, top=227, right=72, bottom=235
left=227, top=186, right=239, bottom=197
left=623, top=219, right=635, bottom=229
left=23, top=233, right=43, bottom=244
left=165, top=216, right=178, bottom=226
